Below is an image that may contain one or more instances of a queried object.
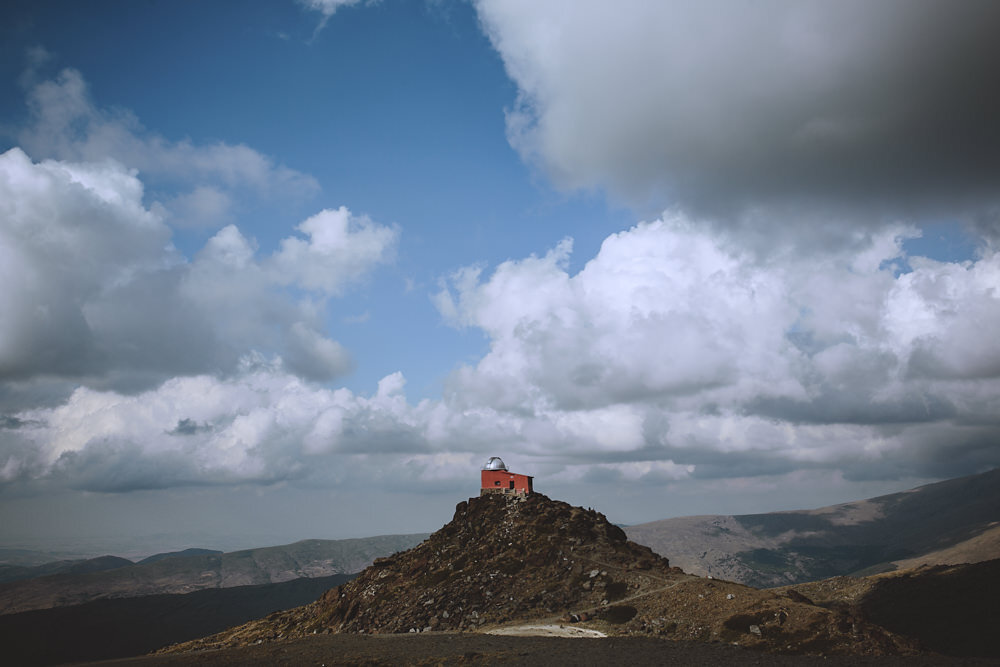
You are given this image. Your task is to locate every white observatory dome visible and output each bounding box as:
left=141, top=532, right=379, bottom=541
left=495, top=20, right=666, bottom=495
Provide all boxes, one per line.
left=482, top=456, right=507, bottom=471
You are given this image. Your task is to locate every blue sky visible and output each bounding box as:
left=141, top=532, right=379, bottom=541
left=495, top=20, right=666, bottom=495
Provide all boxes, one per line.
left=2, top=0, right=1000, bottom=555
left=0, top=0, right=631, bottom=400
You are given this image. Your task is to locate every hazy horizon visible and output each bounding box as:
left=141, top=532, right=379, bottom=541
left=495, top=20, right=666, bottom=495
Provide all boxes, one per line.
left=1, top=467, right=975, bottom=561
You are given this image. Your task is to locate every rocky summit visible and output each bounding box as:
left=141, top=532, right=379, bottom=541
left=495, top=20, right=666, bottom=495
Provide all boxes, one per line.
left=316, top=492, right=671, bottom=634
left=165, top=493, right=923, bottom=657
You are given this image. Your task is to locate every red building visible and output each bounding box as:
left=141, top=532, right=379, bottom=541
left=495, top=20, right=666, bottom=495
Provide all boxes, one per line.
left=480, top=456, right=533, bottom=496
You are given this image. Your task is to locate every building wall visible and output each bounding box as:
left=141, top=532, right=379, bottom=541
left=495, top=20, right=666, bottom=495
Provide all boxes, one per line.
left=481, top=470, right=533, bottom=495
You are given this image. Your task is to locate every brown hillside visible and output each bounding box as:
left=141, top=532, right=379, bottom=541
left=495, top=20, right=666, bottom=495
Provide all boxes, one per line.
left=625, top=468, right=1000, bottom=587
left=780, top=559, right=1000, bottom=658
left=165, top=493, right=919, bottom=658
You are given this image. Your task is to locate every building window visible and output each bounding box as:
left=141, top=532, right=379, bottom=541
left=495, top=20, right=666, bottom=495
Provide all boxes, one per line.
left=494, top=480, right=501, bottom=486
left=509, top=480, right=515, bottom=489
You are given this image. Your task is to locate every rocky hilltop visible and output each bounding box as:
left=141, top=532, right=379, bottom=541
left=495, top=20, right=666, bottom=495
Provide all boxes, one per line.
left=316, top=492, right=670, bottom=633
left=168, top=493, right=919, bottom=657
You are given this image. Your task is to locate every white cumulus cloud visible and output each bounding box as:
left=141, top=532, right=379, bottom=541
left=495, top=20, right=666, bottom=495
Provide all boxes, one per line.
left=268, top=206, right=398, bottom=296
left=17, top=68, right=318, bottom=229
left=435, top=215, right=1000, bottom=480
left=0, top=148, right=396, bottom=403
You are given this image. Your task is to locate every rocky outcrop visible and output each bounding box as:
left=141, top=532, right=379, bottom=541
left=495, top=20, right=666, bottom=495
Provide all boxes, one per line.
left=315, top=493, right=672, bottom=634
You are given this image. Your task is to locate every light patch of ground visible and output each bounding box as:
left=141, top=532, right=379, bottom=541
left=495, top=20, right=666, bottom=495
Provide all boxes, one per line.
left=486, top=624, right=607, bottom=638
left=805, top=499, right=885, bottom=526
left=893, top=523, right=1000, bottom=570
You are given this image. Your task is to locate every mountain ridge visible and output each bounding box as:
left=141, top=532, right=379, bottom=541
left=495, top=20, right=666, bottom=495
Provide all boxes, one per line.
left=137, top=548, right=223, bottom=565
left=0, top=555, right=135, bottom=585
left=0, top=533, right=428, bottom=615
left=625, top=468, right=1000, bottom=587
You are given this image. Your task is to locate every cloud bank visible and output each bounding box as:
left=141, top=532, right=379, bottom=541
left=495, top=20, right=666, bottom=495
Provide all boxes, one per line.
left=435, top=218, right=1000, bottom=479
left=5, top=211, right=998, bottom=493
left=1, top=367, right=432, bottom=490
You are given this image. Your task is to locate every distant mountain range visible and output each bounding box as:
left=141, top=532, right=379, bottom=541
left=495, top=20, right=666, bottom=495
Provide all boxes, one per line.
left=0, top=548, right=227, bottom=585
left=0, top=555, right=136, bottom=585
left=0, top=533, right=428, bottom=615
left=625, top=467, right=1000, bottom=588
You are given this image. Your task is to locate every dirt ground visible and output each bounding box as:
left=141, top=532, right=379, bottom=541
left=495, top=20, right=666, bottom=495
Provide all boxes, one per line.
left=83, top=632, right=997, bottom=666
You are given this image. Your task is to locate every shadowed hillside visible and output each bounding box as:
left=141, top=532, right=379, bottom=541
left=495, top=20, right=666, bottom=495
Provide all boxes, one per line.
left=782, top=558, right=1000, bottom=658
left=0, top=573, right=354, bottom=666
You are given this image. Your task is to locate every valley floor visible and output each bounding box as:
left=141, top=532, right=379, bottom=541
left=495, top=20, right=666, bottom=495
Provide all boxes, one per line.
left=85, top=632, right=995, bottom=666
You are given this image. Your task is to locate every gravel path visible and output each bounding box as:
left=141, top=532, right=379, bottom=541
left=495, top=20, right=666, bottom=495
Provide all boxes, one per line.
left=486, top=624, right=607, bottom=637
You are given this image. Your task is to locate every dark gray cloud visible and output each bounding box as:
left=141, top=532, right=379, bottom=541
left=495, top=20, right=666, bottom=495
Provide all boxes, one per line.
left=477, top=0, right=1000, bottom=231
left=51, top=440, right=208, bottom=493
left=167, top=418, right=211, bottom=436
left=745, top=390, right=958, bottom=427
left=1, top=416, right=41, bottom=430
